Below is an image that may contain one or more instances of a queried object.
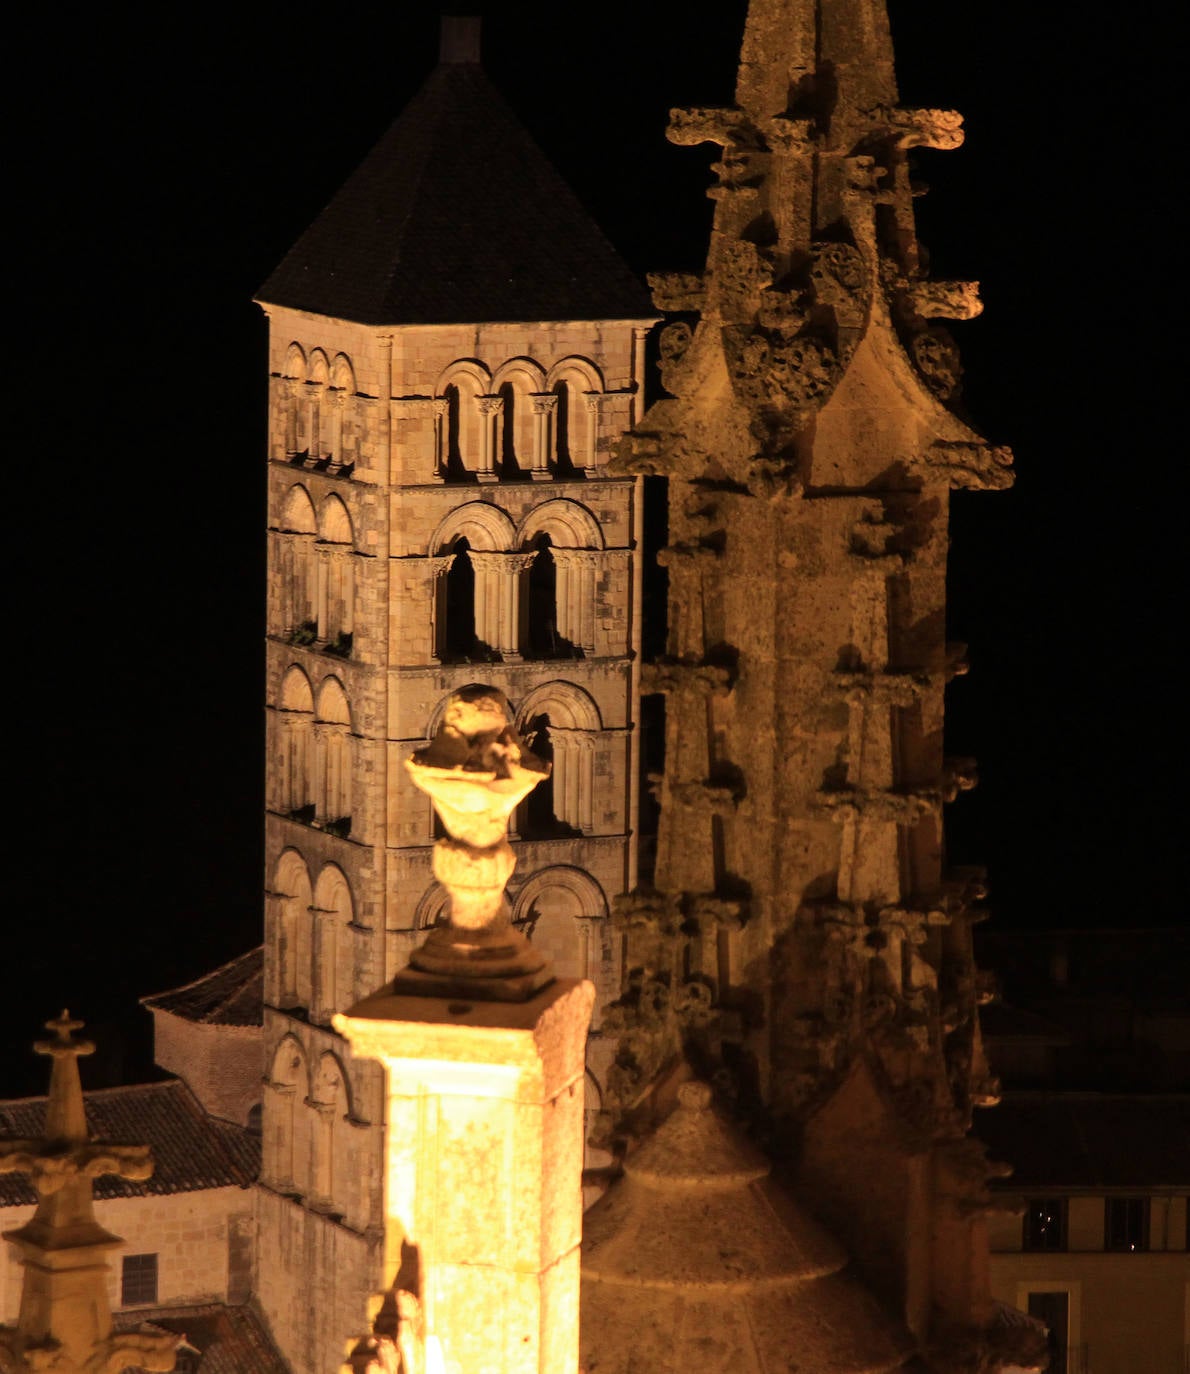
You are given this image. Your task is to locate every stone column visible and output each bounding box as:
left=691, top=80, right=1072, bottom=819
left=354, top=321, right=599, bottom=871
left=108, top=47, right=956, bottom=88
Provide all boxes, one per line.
left=550, top=549, right=597, bottom=654
left=336, top=688, right=593, bottom=1374
left=529, top=392, right=557, bottom=480
left=582, top=393, right=602, bottom=476
left=431, top=396, right=449, bottom=482
left=476, top=395, right=503, bottom=483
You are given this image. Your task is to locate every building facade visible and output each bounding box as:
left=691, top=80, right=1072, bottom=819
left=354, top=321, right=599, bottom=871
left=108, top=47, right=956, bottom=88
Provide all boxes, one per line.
left=251, top=26, right=655, bottom=1371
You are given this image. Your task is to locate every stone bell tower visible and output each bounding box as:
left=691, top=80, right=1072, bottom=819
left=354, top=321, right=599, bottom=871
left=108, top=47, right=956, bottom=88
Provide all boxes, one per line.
left=252, top=18, right=655, bottom=1373
left=608, top=0, right=1020, bottom=1363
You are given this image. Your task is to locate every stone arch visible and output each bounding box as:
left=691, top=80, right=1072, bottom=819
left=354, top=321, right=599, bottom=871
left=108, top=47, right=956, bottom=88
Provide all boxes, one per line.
left=517, top=499, right=604, bottom=550
left=279, top=484, right=316, bottom=535
left=516, top=683, right=601, bottom=836
left=315, top=495, right=354, bottom=645
left=513, top=865, right=608, bottom=981
left=266, top=1032, right=308, bottom=1195
left=414, top=880, right=451, bottom=929
left=493, top=359, right=547, bottom=479
left=318, top=493, right=353, bottom=546
left=279, top=664, right=314, bottom=712
left=312, top=863, right=355, bottom=1021
left=436, top=360, right=491, bottom=480
left=329, top=352, right=356, bottom=394
left=283, top=343, right=307, bottom=380
left=315, top=675, right=351, bottom=726
left=515, top=680, right=602, bottom=732
left=273, top=849, right=313, bottom=1010
left=425, top=684, right=492, bottom=741
left=308, top=349, right=330, bottom=386
left=431, top=501, right=515, bottom=553
left=277, top=666, right=314, bottom=815
left=544, top=356, right=604, bottom=393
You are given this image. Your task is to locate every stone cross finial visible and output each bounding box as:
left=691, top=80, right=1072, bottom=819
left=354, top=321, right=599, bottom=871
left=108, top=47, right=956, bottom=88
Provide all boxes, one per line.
left=0, top=1014, right=177, bottom=1374
left=395, top=685, right=554, bottom=1001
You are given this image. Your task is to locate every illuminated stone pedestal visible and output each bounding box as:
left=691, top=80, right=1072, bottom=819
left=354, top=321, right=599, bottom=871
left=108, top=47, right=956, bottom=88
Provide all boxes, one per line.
left=336, top=977, right=594, bottom=1374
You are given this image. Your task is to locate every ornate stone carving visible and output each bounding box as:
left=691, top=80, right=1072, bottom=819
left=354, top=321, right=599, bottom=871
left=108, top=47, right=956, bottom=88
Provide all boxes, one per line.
left=884, top=106, right=965, bottom=150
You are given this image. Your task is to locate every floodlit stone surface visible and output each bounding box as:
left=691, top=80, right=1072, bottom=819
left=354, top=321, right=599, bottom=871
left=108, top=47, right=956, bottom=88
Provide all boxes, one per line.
left=338, top=979, right=595, bottom=1374
left=580, top=1084, right=912, bottom=1372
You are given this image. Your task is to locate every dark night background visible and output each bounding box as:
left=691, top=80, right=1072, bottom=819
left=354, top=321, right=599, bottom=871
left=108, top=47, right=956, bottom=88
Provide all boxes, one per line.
left=6, top=2, right=1181, bottom=1095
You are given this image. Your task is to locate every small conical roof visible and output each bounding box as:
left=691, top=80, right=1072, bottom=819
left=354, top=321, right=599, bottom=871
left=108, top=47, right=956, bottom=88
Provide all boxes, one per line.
left=580, top=1083, right=912, bottom=1373
left=258, top=48, right=653, bottom=326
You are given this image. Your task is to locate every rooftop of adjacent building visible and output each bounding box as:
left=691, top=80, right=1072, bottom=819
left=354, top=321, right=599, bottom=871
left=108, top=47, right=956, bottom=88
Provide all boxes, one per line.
left=0, top=1079, right=259, bottom=1208
left=141, top=947, right=263, bottom=1028
left=973, top=1091, right=1190, bottom=1192
left=115, top=1300, right=287, bottom=1374
left=257, top=17, right=654, bottom=327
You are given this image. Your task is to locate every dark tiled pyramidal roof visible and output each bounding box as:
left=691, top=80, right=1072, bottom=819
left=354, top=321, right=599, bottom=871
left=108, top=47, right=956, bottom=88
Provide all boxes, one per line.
left=0, top=1080, right=259, bottom=1207
left=141, top=947, right=263, bottom=1027
left=257, top=55, right=654, bottom=326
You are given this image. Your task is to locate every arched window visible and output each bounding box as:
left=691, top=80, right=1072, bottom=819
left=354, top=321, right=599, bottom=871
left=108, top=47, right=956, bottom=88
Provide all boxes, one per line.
left=306, top=350, right=330, bottom=462
left=316, top=495, right=354, bottom=654
left=513, top=866, right=608, bottom=982
left=518, top=500, right=603, bottom=658
left=266, top=1036, right=308, bottom=1195
left=277, top=485, right=317, bottom=642
left=277, top=667, right=314, bottom=819
left=314, top=677, right=352, bottom=833
left=493, top=359, right=546, bottom=480
left=546, top=357, right=604, bottom=475
left=312, top=863, right=355, bottom=1024
left=309, top=1054, right=349, bottom=1215
left=442, top=537, right=477, bottom=660
left=328, top=353, right=356, bottom=470
left=282, top=344, right=307, bottom=457
left=272, top=850, right=313, bottom=1011
left=515, top=682, right=601, bottom=837
left=553, top=379, right=577, bottom=478
left=435, top=362, right=490, bottom=481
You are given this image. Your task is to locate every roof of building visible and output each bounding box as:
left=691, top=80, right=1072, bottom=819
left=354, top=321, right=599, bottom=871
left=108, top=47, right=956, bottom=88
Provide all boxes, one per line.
left=141, top=947, right=263, bottom=1027
left=257, top=57, right=654, bottom=326
left=116, top=1301, right=287, bottom=1374
left=0, top=1080, right=259, bottom=1208
left=974, top=1092, right=1190, bottom=1191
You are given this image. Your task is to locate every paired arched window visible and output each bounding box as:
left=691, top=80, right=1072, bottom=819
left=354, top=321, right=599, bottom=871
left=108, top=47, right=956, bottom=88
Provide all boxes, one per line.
left=274, top=486, right=356, bottom=655
left=277, top=486, right=317, bottom=642
left=281, top=344, right=357, bottom=471
left=314, top=677, right=352, bottom=832
left=265, top=1039, right=362, bottom=1225
left=518, top=500, right=603, bottom=658
left=275, top=667, right=355, bottom=835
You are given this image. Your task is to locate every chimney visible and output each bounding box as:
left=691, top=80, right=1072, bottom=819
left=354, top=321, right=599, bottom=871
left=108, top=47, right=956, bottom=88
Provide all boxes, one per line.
left=440, top=15, right=481, bottom=65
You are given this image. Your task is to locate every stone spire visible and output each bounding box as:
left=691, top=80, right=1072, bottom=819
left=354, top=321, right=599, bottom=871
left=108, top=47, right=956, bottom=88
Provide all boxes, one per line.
left=0, top=1012, right=176, bottom=1374
left=608, top=0, right=1027, bottom=1365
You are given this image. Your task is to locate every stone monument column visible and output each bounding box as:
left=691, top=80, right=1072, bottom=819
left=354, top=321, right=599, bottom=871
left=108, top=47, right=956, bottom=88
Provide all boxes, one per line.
left=335, top=687, right=594, bottom=1374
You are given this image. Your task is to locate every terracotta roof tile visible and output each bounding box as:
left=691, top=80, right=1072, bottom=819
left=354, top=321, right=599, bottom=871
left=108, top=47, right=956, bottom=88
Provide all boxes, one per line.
left=257, top=61, right=654, bottom=326
left=141, top=948, right=263, bottom=1027
left=115, top=1301, right=287, bottom=1374
left=0, top=1080, right=259, bottom=1208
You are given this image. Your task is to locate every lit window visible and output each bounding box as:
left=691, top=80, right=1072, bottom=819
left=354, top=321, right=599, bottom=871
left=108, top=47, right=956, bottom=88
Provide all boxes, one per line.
left=121, top=1253, right=158, bottom=1306
left=1022, top=1197, right=1066, bottom=1251
left=1104, top=1197, right=1149, bottom=1252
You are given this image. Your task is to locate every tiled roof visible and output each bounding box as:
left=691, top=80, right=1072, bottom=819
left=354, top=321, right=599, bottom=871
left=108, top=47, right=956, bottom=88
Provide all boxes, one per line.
left=141, top=948, right=263, bottom=1027
left=0, top=1080, right=259, bottom=1208
left=975, top=1092, right=1190, bottom=1190
left=257, top=59, right=654, bottom=326
left=115, top=1301, right=287, bottom=1374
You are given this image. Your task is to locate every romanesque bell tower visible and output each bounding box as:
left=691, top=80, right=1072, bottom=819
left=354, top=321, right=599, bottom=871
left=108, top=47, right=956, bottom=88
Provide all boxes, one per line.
left=252, top=20, right=654, bottom=1372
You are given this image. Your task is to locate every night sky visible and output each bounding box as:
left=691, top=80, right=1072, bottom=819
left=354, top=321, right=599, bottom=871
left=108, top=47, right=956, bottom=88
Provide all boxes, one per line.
left=8, top=2, right=1180, bottom=1095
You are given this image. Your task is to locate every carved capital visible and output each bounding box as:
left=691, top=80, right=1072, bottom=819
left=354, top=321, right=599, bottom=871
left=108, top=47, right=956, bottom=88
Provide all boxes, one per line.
left=530, top=392, right=559, bottom=415
left=476, top=395, right=504, bottom=417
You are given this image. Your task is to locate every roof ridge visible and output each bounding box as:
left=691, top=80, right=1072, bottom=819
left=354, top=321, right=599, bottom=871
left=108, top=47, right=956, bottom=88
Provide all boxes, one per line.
left=140, top=946, right=262, bottom=1010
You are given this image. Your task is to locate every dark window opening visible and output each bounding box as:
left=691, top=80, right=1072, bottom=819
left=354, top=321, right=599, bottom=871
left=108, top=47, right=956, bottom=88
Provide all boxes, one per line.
left=554, top=381, right=579, bottom=478
left=499, top=383, right=525, bottom=480
left=443, top=540, right=476, bottom=660
left=121, top=1253, right=158, bottom=1307
left=1105, top=1197, right=1149, bottom=1252
left=1022, top=1197, right=1066, bottom=1252
left=1026, top=1290, right=1069, bottom=1374
left=443, top=386, right=474, bottom=482
left=521, top=713, right=581, bottom=839
left=526, top=535, right=580, bottom=659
